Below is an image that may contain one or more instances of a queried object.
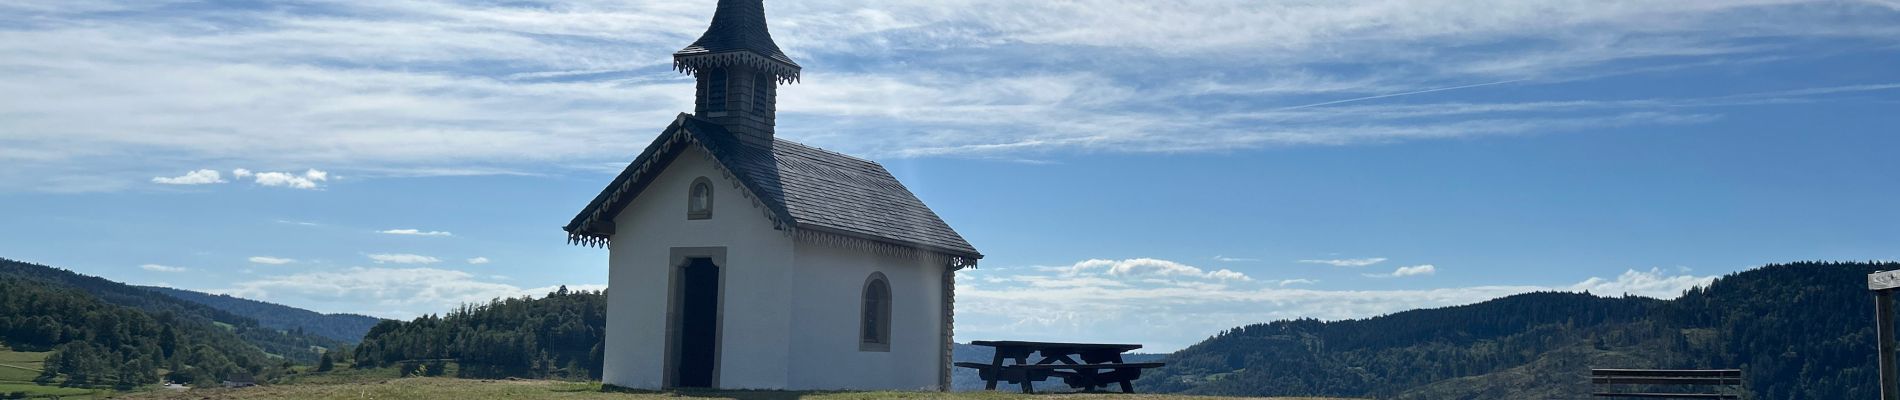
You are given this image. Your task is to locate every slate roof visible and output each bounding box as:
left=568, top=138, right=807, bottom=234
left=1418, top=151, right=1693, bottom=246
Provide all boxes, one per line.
left=674, top=0, right=800, bottom=82
left=566, top=114, right=981, bottom=260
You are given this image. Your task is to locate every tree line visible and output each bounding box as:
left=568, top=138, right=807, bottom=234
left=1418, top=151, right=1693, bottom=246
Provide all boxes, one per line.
left=352, top=286, right=607, bottom=380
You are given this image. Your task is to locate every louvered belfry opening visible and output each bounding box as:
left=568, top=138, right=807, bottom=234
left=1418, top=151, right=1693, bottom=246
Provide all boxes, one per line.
left=693, top=66, right=779, bottom=146
left=676, top=0, right=800, bottom=148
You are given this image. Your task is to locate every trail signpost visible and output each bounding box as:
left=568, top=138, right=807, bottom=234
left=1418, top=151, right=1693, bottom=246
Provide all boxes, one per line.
left=1872, top=270, right=1900, bottom=400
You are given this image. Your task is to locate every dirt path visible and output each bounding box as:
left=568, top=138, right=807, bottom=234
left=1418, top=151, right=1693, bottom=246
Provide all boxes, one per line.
left=0, top=362, right=43, bottom=373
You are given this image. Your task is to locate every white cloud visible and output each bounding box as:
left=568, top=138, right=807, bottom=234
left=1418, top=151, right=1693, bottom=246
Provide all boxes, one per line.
left=378, top=229, right=454, bottom=237
left=1300, top=257, right=1388, bottom=267
left=248, top=256, right=295, bottom=265
left=140, top=264, right=187, bottom=272
left=1364, top=264, right=1438, bottom=278
left=367, top=253, right=441, bottom=264
left=1206, top=269, right=1252, bottom=281
left=275, top=219, right=321, bottom=226
left=149, top=168, right=331, bottom=189
left=1570, top=268, right=1718, bottom=299
left=467, top=257, right=491, bottom=264
left=1, top=0, right=1893, bottom=191
left=151, top=169, right=225, bottom=185
left=1212, top=255, right=1259, bottom=262
left=1009, top=275, right=1131, bottom=289
left=215, top=266, right=603, bottom=318
left=1395, top=264, right=1437, bottom=276
left=250, top=169, right=329, bottom=189
left=1064, top=258, right=1252, bottom=281
left=956, top=260, right=1715, bottom=351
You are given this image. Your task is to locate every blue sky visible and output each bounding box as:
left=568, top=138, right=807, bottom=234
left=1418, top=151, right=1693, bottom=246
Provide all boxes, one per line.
left=2, top=0, right=1898, bottom=351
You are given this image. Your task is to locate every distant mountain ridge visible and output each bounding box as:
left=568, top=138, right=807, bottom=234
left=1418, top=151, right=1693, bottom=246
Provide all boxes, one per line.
left=1138, top=261, right=1895, bottom=399
left=139, top=286, right=382, bottom=343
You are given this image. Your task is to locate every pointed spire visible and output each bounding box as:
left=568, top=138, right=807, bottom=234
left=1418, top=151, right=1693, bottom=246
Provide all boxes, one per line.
left=675, top=0, right=801, bottom=83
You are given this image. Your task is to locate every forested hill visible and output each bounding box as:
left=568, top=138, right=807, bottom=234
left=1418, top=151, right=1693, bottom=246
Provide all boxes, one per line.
left=141, top=286, right=382, bottom=343
left=353, top=286, right=608, bottom=380
left=1139, top=261, right=1897, bottom=399
left=0, top=258, right=340, bottom=364
left=0, top=258, right=330, bottom=387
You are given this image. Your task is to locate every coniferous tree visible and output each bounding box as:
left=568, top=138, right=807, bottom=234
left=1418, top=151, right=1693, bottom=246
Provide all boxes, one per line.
left=316, top=352, right=335, bottom=372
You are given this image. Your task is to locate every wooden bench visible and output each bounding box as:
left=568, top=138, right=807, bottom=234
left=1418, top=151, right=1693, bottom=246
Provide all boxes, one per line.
left=956, top=362, right=1164, bottom=393
left=1591, top=369, right=1743, bottom=399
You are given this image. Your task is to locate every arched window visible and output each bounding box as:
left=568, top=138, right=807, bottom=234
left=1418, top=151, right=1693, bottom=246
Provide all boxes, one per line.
left=687, top=177, right=713, bottom=220
left=860, top=272, right=892, bottom=352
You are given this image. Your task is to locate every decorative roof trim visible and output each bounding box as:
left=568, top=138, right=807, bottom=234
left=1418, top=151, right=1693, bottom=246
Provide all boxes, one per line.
left=939, top=267, right=957, bottom=392
left=566, top=115, right=982, bottom=259
left=675, top=51, right=801, bottom=84
left=794, top=227, right=980, bottom=268
left=566, top=115, right=793, bottom=248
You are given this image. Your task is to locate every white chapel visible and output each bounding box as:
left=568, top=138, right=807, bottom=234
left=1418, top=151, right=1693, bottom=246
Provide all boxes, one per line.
left=562, top=0, right=983, bottom=391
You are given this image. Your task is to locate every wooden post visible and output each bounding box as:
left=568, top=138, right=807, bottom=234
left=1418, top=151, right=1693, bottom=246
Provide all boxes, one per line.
left=985, top=351, right=1003, bottom=390
left=1882, top=290, right=1898, bottom=400
left=1874, top=270, right=1900, bottom=400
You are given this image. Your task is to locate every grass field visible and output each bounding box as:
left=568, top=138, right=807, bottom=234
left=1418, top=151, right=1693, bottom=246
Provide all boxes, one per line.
left=0, top=346, right=111, bottom=399
left=116, top=377, right=1348, bottom=400
left=3, top=351, right=1346, bottom=400
left=0, top=347, right=48, bottom=382
left=0, top=382, right=106, bottom=398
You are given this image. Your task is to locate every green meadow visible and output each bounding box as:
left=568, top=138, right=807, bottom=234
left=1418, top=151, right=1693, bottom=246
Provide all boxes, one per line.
left=0, top=346, right=110, bottom=399
left=117, top=376, right=1350, bottom=400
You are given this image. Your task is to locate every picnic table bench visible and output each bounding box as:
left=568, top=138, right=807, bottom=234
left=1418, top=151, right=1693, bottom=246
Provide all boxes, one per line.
left=1590, top=369, right=1744, bottom=399
left=955, top=340, right=1165, bottom=393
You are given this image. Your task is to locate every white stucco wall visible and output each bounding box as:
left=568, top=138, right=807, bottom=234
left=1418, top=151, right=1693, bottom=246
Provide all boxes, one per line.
left=786, top=241, right=946, bottom=391
left=602, top=146, right=797, bottom=390
left=598, top=144, right=950, bottom=391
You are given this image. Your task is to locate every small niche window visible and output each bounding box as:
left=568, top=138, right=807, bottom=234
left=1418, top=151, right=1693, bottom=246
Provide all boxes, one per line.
left=860, top=272, right=892, bottom=352
left=687, top=178, right=713, bottom=220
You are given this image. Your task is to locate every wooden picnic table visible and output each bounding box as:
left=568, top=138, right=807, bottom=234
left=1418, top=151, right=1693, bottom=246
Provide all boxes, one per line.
left=1590, top=369, right=1743, bottom=399
left=955, top=340, right=1165, bottom=394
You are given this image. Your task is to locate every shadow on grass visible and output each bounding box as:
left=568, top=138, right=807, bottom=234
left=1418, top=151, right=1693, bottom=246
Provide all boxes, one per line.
left=603, top=384, right=864, bottom=400
left=549, top=384, right=600, bottom=393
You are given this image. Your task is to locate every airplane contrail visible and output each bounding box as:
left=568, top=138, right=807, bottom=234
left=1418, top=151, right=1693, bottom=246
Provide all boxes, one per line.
left=1278, top=79, right=1530, bottom=110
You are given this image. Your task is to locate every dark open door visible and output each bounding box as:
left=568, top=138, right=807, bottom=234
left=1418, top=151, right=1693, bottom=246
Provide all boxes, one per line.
left=676, top=258, right=719, bottom=388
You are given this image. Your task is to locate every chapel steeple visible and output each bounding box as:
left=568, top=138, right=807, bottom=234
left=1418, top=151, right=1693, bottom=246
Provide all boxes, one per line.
left=675, top=0, right=800, bottom=146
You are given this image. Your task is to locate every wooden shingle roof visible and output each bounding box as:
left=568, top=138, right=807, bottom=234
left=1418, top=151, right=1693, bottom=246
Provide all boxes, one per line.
left=674, top=0, right=800, bottom=83
left=565, top=114, right=981, bottom=260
